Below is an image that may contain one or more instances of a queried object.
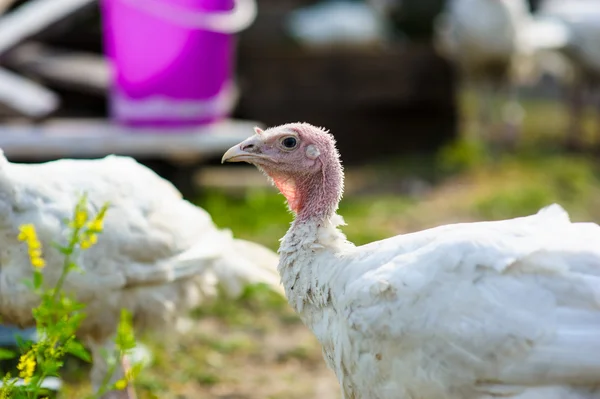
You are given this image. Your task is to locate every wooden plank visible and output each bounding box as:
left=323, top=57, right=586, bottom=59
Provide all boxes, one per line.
left=5, top=42, right=108, bottom=95
left=0, top=67, right=60, bottom=117
left=0, top=118, right=261, bottom=161
left=0, top=0, right=96, bottom=55
left=0, top=0, right=17, bottom=16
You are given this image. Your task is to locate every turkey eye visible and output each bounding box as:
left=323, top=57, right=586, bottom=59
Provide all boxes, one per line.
left=282, top=137, right=297, bottom=149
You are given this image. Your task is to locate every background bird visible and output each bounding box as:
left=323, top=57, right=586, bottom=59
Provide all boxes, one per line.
left=223, top=122, right=600, bottom=399
left=534, top=0, right=600, bottom=148
left=433, top=0, right=567, bottom=147
left=0, top=151, right=283, bottom=399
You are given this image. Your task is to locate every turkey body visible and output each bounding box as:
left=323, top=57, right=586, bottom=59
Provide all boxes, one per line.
left=0, top=152, right=282, bottom=395
left=223, top=122, right=600, bottom=399
left=281, top=208, right=600, bottom=399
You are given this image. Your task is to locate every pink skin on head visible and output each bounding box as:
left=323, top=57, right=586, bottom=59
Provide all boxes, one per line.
left=223, top=123, right=344, bottom=221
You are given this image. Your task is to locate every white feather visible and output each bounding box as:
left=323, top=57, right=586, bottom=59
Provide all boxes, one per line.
left=279, top=203, right=600, bottom=398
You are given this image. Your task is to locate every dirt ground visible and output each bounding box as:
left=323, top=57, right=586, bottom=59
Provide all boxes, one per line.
left=61, top=284, right=341, bottom=399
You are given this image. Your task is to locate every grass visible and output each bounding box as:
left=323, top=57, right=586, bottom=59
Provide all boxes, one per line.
left=60, top=88, right=600, bottom=398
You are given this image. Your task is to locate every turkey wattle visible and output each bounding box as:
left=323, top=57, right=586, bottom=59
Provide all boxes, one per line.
left=0, top=152, right=283, bottom=399
left=223, top=122, right=600, bottom=399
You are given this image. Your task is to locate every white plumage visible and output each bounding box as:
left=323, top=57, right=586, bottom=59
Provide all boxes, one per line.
left=223, top=122, right=600, bottom=399
left=0, top=151, right=282, bottom=397
left=436, top=0, right=532, bottom=65
left=280, top=206, right=600, bottom=399
left=285, top=207, right=600, bottom=399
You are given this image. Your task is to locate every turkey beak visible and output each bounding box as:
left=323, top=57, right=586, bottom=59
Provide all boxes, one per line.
left=222, top=144, right=247, bottom=163
left=222, top=137, right=274, bottom=164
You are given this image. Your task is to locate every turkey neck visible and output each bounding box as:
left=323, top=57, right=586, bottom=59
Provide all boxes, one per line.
left=296, top=151, right=344, bottom=222
left=277, top=158, right=349, bottom=312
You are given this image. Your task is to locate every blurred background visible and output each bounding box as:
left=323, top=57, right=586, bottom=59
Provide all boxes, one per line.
left=0, top=0, right=598, bottom=397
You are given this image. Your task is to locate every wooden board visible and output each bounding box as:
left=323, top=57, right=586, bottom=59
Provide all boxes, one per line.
left=0, top=118, right=260, bottom=162
left=0, top=0, right=17, bottom=15
left=5, top=42, right=108, bottom=95
left=0, top=0, right=96, bottom=55
left=0, top=66, right=59, bottom=117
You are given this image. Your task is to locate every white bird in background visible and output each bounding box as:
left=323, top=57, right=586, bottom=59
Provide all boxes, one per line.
left=0, top=152, right=282, bottom=399
left=223, top=122, right=600, bottom=399
left=287, top=0, right=386, bottom=47
left=534, top=0, right=600, bottom=148
left=434, top=0, right=568, bottom=147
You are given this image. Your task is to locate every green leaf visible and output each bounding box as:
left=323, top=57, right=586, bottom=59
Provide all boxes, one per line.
left=65, top=340, right=91, bottom=362
left=67, top=261, right=81, bottom=272
left=0, top=348, right=16, bottom=360
left=51, top=241, right=72, bottom=255
left=21, top=278, right=34, bottom=290
left=14, top=335, right=30, bottom=351
left=33, top=270, right=43, bottom=289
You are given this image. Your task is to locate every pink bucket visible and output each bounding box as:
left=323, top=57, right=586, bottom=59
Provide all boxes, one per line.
left=101, top=0, right=257, bottom=128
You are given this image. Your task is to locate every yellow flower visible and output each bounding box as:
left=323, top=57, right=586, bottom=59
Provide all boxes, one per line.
left=80, top=232, right=98, bottom=249
left=28, top=248, right=40, bottom=258
left=18, top=224, right=46, bottom=269
left=114, top=379, right=127, bottom=390
left=77, top=203, right=107, bottom=250
left=73, top=209, right=88, bottom=229
left=17, top=224, right=34, bottom=242
left=86, top=219, right=104, bottom=233
left=17, top=350, right=36, bottom=384
left=31, top=257, right=45, bottom=269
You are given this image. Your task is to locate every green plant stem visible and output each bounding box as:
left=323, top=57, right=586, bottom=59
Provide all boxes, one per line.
left=29, top=371, right=47, bottom=399
left=51, top=225, right=81, bottom=304
left=95, top=353, right=120, bottom=398
left=39, top=227, right=79, bottom=398
left=8, top=197, right=119, bottom=399
left=51, top=254, right=71, bottom=304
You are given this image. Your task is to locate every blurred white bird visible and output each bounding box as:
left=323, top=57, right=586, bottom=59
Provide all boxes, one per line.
left=0, top=152, right=282, bottom=399
left=534, top=0, right=600, bottom=148
left=434, top=0, right=568, bottom=147
left=287, top=0, right=387, bottom=47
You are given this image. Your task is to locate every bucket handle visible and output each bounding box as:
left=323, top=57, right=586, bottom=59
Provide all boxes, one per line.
left=118, top=0, right=257, bottom=34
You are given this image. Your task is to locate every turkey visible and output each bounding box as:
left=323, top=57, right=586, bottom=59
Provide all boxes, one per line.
left=223, top=122, right=600, bottom=399
left=434, top=0, right=568, bottom=146
left=534, top=0, right=600, bottom=148
left=0, top=151, right=282, bottom=399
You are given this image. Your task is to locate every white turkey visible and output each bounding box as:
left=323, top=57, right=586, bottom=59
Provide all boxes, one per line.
left=434, top=0, right=568, bottom=146
left=223, top=122, right=600, bottom=399
left=534, top=0, right=600, bottom=148
left=0, top=151, right=282, bottom=398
